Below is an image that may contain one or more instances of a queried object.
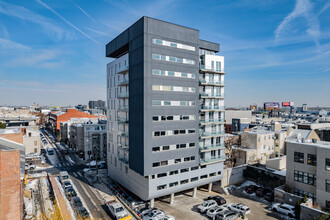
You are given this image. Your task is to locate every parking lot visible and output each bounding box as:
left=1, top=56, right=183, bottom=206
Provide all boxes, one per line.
left=154, top=185, right=289, bottom=220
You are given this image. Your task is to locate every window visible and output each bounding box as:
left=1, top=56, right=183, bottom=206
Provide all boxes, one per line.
left=294, top=152, right=304, bottom=163
left=191, top=177, right=198, bottom=182
left=294, top=188, right=316, bottom=201
left=163, top=146, right=169, bottom=151
left=152, top=147, right=160, bottom=152
left=181, top=168, right=189, bottom=173
left=152, top=38, right=195, bottom=51
left=157, top=173, right=167, bottom=178
left=161, top=161, right=168, bottom=166
left=326, top=158, right=330, bottom=171
left=157, top=184, right=167, bottom=190
left=152, top=54, right=195, bottom=65
left=294, top=170, right=316, bottom=186
left=169, top=170, right=178, bottom=175
left=34, top=141, right=37, bottom=146
left=200, top=175, right=207, bottom=179
left=153, top=162, right=160, bottom=167
left=326, top=180, right=330, bottom=193
left=191, top=166, right=199, bottom=171
left=210, top=172, right=216, bottom=177
left=307, top=154, right=317, bottom=166
left=180, top=179, right=189, bottom=184
left=169, top=182, right=178, bottom=187
left=175, top=158, right=181, bottom=163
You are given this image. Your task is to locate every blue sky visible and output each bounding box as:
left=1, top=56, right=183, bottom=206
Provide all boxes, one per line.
left=0, top=0, right=330, bottom=107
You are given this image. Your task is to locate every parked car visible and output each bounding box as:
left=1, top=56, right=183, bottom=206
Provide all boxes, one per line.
left=62, top=180, right=72, bottom=190
left=244, top=185, right=259, bottom=194
left=206, top=196, right=227, bottom=206
left=206, top=205, right=228, bottom=219
left=142, top=209, right=165, bottom=220
left=65, top=187, right=77, bottom=199
left=59, top=171, right=69, bottom=183
left=70, top=197, right=83, bottom=208
left=197, top=200, right=217, bottom=213
left=107, top=202, right=131, bottom=220
left=215, top=210, right=240, bottom=220
left=76, top=207, right=89, bottom=219
left=272, top=203, right=295, bottom=218
left=256, top=188, right=271, bottom=197
left=136, top=207, right=152, bottom=217
left=162, top=216, right=175, bottom=220
left=25, top=164, right=36, bottom=171
left=228, top=203, right=250, bottom=215
left=264, top=192, right=274, bottom=202
left=47, top=148, right=54, bottom=155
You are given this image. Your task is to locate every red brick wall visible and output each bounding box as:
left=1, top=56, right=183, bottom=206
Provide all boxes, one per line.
left=0, top=150, right=22, bottom=220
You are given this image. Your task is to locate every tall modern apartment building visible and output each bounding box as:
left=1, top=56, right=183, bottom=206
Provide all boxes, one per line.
left=106, top=17, right=225, bottom=203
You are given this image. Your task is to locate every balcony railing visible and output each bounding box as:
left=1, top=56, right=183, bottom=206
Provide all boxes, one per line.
left=199, top=119, right=225, bottom=124
left=118, top=92, right=129, bottom=98
left=200, top=156, right=225, bottom=165
left=200, top=93, right=225, bottom=98
left=118, top=106, right=128, bottom=111
left=118, top=143, right=129, bottom=150
left=199, top=143, right=225, bottom=151
left=118, top=131, right=129, bottom=138
left=200, top=65, right=224, bottom=73
left=199, top=79, right=225, bottom=86
left=118, top=79, right=129, bottom=86
left=118, top=118, right=129, bottom=123
left=119, top=157, right=129, bottom=164
left=200, top=131, right=225, bottom=137
left=118, top=65, right=129, bottom=74
left=200, top=105, right=226, bottom=111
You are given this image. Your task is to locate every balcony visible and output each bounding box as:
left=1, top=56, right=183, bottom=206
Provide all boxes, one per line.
left=200, top=105, right=226, bottom=111
left=118, top=105, right=129, bottom=111
left=200, top=93, right=225, bottom=99
left=118, top=143, right=129, bottom=150
left=118, top=92, right=129, bottom=99
left=200, top=119, right=225, bottom=125
left=118, top=79, right=129, bottom=86
left=200, top=131, right=225, bottom=138
left=199, top=65, right=225, bottom=74
left=199, top=79, right=225, bottom=86
left=118, top=118, right=129, bottom=124
left=118, top=131, right=129, bottom=138
left=199, top=143, right=225, bottom=152
left=118, top=65, right=129, bottom=74
left=119, top=157, right=129, bottom=164
left=200, top=156, right=225, bottom=165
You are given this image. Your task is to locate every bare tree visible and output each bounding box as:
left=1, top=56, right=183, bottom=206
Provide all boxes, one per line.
left=224, top=135, right=240, bottom=167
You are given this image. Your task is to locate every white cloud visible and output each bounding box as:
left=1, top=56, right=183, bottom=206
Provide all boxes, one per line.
left=0, top=1, right=69, bottom=40
left=74, top=3, right=97, bottom=23
left=0, top=38, right=30, bottom=50
left=36, top=0, right=101, bottom=45
left=274, top=0, right=320, bottom=42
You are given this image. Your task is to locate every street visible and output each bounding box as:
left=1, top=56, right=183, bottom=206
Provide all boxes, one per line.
left=34, top=129, right=129, bottom=220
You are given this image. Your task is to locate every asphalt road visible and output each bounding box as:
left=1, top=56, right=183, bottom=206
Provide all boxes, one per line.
left=38, top=130, right=113, bottom=220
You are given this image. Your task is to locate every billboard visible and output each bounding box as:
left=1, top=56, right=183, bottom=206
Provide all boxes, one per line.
left=264, top=102, right=280, bottom=110
left=282, top=102, right=294, bottom=107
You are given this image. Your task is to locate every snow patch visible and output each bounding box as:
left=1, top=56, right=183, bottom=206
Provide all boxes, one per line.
left=55, top=177, right=76, bottom=220
left=238, top=180, right=259, bottom=189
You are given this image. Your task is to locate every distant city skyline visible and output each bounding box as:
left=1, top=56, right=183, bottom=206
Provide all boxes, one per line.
left=0, top=0, right=330, bottom=106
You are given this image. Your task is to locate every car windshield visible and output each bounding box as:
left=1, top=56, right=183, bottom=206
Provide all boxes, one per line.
left=63, top=176, right=69, bottom=180
left=115, top=207, right=124, bottom=212
left=148, top=212, right=155, bottom=217
left=202, top=202, right=208, bottom=206
left=64, top=182, right=70, bottom=185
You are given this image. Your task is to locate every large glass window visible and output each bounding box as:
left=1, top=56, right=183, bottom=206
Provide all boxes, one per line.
left=326, top=180, right=330, bottom=193
left=326, top=158, right=330, bottom=171
left=307, top=154, right=317, bottom=166
left=152, top=38, right=195, bottom=51
left=294, top=152, right=304, bottom=163
left=152, top=54, right=195, bottom=65
left=294, top=170, right=316, bottom=186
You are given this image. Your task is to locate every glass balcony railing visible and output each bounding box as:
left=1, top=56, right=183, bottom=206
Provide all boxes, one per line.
left=200, top=156, right=225, bottom=165
left=118, top=79, right=129, bottom=86
left=200, top=105, right=226, bottom=111
left=118, top=65, right=129, bottom=74
left=118, top=118, right=129, bottom=123
left=118, top=143, right=129, bottom=150
left=118, top=106, right=129, bottom=111
left=199, top=143, right=225, bottom=151
left=118, top=131, right=129, bottom=138
left=200, top=131, right=225, bottom=137
left=200, top=93, right=225, bottom=98
left=118, top=92, right=129, bottom=98
left=200, top=65, right=224, bottom=73
left=199, top=119, right=225, bottom=124
left=119, top=157, right=129, bottom=164
left=199, top=79, right=225, bottom=86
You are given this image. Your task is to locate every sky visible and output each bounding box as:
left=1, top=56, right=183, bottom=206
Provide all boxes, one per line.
left=0, top=0, right=330, bottom=107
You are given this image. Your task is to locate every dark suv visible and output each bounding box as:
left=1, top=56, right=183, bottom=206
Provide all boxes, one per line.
left=244, top=185, right=259, bottom=194
left=206, top=196, right=227, bottom=205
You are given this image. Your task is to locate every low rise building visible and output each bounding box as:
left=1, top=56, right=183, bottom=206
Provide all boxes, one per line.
left=70, top=122, right=107, bottom=160
left=60, top=118, right=99, bottom=143
left=286, top=140, right=330, bottom=209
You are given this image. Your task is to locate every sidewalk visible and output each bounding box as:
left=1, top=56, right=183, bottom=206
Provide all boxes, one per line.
left=49, top=176, right=73, bottom=220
